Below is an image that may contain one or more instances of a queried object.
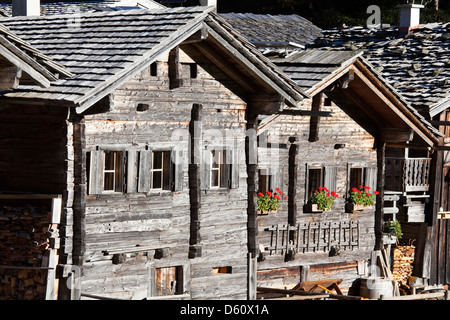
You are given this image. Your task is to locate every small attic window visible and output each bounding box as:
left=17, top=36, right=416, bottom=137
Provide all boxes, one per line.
left=150, top=62, right=157, bottom=77
left=181, top=63, right=197, bottom=79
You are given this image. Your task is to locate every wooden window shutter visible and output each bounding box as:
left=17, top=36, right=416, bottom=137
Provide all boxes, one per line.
left=200, top=149, right=211, bottom=190
left=138, top=150, right=152, bottom=192
left=127, top=150, right=138, bottom=193
left=324, top=166, right=337, bottom=193
left=230, top=146, right=240, bottom=189
left=172, top=149, right=184, bottom=191
left=270, top=166, right=284, bottom=192
left=88, top=149, right=103, bottom=195
left=364, top=167, right=377, bottom=192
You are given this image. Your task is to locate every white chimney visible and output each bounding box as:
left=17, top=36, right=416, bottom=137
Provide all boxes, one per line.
left=12, top=0, right=40, bottom=16
left=398, top=3, right=424, bottom=34
left=199, top=0, right=217, bottom=7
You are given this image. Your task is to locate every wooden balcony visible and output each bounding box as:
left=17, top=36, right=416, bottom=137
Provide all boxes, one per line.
left=385, top=157, right=431, bottom=193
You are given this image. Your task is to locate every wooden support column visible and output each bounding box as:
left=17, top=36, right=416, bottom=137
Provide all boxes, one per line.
left=286, top=136, right=298, bottom=261
left=246, top=111, right=259, bottom=258
left=374, top=139, right=386, bottom=251
left=308, top=93, right=324, bottom=142
left=189, top=104, right=203, bottom=259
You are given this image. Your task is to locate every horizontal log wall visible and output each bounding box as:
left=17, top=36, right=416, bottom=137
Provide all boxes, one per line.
left=80, top=48, right=249, bottom=300
left=257, top=102, right=377, bottom=290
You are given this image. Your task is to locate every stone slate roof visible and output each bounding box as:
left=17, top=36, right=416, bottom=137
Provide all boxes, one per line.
left=0, top=7, right=307, bottom=112
left=271, top=50, right=362, bottom=93
left=313, top=23, right=450, bottom=117
left=219, top=13, right=322, bottom=51
left=0, top=23, right=70, bottom=86
left=0, top=0, right=164, bottom=16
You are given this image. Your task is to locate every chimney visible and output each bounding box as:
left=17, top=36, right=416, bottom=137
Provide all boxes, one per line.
left=398, top=3, right=424, bottom=34
left=12, top=0, right=40, bottom=16
left=199, top=0, right=217, bottom=10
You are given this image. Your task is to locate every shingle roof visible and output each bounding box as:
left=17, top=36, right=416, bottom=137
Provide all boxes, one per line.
left=314, top=23, right=450, bottom=117
left=219, top=13, right=322, bottom=51
left=271, top=50, right=362, bottom=93
left=0, top=23, right=70, bottom=87
left=0, top=7, right=307, bottom=112
left=0, top=0, right=164, bottom=16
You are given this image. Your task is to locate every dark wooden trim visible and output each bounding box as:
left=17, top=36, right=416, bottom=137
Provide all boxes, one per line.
left=286, top=137, right=299, bottom=261
left=246, top=111, right=259, bottom=258
left=188, top=103, right=203, bottom=259
left=374, top=139, right=386, bottom=251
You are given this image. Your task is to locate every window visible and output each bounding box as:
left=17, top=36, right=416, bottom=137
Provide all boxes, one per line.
left=138, top=149, right=180, bottom=192
left=181, top=62, right=197, bottom=79
left=349, top=167, right=363, bottom=190
left=347, top=165, right=377, bottom=196
left=87, top=150, right=126, bottom=194
left=150, top=151, right=172, bottom=190
left=150, top=62, right=157, bottom=77
left=305, top=165, right=337, bottom=200
left=210, top=149, right=228, bottom=189
left=155, top=266, right=184, bottom=296
left=201, top=147, right=239, bottom=190
left=258, top=168, right=272, bottom=193
left=103, top=151, right=124, bottom=192
left=212, top=266, right=232, bottom=275
left=308, top=167, right=323, bottom=195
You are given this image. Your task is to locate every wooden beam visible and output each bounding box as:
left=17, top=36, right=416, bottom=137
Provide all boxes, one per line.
left=189, top=103, right=203, bottom=259
left=308, top=92, right=324, bottom=142
left=286, top=137, right=298, bottom=261
left=375, top=139, right=386, bottom=251
left=379, top=128, right=414, bottom=143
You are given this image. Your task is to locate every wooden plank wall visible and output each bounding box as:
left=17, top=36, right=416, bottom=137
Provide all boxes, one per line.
left=79, top=48, right=249, bottom=300
left=0, top=105, right=67, bottom=194
left=257, top=101, right=377, bottom=289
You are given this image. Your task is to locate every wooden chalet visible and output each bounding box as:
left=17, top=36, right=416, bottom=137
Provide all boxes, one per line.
left=223, top=7, right=449, bottom=294
left=314, top=13, right=450, bottom=287
left=252, top=49, right=439, bottom=295
left=0, top=7, right=310, bottom=300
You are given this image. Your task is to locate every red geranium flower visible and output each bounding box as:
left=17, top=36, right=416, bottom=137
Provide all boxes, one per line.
left=374, top=191, right=380, bottom=195
left=284, top=196, right=287, bottom=200
left=258, top=192, right=264, bottom=197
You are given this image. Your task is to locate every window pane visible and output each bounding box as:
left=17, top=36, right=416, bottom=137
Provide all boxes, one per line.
left=350, top=168, right=363, bottom=189
left=308, top=168, right=322, bottom=194
left=104, top=172, right=115, bottom=191
left=104, top=151, right=115, bottom=171
left=211, top=150, right=220, bottom=168
left=153, top=151, right=163, bottom=170
left=211, top=169, right=219, bottom=187
left=153, top=171, right=162, bottom=189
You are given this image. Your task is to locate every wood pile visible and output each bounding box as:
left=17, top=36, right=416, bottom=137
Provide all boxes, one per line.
left=0, top=205, right=52, bottom=266
left=0, top=205, right=53, bottom=299
left=391, top=243, right=415, bottom=295
left=0, top=268, right=48, bottom=300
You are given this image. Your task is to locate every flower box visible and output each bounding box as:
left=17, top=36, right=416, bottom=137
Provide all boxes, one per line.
left=345, top=203, right=374, bottom=213
left=304, top=203, right=328, bottom=213
left=257, top=210, right=277, bottom=215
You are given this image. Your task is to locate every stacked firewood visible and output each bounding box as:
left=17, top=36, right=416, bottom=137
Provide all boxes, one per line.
left=0, top=268, right=48, bottom=300
left=391, top=243, right=415, bottom=294
left=0, top=205, right=52, bottom=299
left=0, top=205, right=52, bottom=266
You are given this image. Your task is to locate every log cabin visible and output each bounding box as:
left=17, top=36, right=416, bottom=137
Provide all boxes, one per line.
left=222, top=5, right=449, bottom=291
left=252, top=49, right=440, bottom=295
left=0, top=6, right=309, bottom=300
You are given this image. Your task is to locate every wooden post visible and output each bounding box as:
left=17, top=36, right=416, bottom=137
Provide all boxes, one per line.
left=246, top=111, right=259, bottom=258
left=189, top=104, right=203, bottom=259
left=308, top=93, right=324, bottom=142
left=286, top=136, right=298, bottom=261
left=375, top=139, right=386, bottom=251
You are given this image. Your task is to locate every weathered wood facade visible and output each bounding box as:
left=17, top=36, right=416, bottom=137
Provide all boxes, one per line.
left=0, top=7, right=307, bottom=300
left=253, top=50, right=439, bottom=294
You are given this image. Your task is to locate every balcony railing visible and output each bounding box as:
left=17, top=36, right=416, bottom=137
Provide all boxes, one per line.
left=385, top=158, right=431, bottom=193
